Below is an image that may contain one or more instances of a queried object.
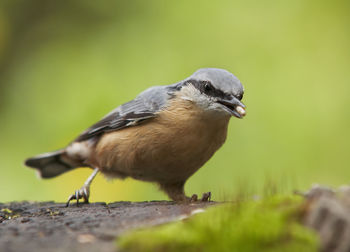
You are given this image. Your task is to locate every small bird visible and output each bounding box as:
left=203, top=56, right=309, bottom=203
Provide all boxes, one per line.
left=25, top=68, right=246, bottom=206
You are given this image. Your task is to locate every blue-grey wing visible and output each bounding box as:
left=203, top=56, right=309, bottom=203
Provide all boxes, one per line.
left=74, top=85, right=174, bottom=142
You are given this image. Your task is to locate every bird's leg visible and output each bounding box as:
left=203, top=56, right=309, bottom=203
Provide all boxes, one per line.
left=160, top=182, right=187, bottom=202
left=66, top=168, right=99, bottom=207
left=160, top=182, right=211, bottom=202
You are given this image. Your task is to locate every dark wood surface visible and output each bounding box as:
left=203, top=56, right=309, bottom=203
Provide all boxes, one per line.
left=0, top=201, right=214, bottom=252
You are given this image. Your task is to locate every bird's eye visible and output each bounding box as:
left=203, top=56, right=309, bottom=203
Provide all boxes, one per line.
left=236, top=93, right=243, bottom=100
left=204, top=82, right=213, bottom=92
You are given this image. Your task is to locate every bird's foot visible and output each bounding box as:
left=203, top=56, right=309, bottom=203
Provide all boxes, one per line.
left=201, top=192, right=212, bottom=201
left=190, top=194, right=198, bottom=202
left=190, top=192, right=211, bottom=202
left=66, top=185, right=90, bottom=207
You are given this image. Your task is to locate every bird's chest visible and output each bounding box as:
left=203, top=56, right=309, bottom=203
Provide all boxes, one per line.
left=155, top=110, right=229, bottom=164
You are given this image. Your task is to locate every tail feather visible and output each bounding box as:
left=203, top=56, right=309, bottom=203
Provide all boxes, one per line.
left=25, top=149, right=76, bottom=178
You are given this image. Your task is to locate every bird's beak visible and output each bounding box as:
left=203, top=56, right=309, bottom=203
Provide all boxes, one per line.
left=217, top=96, right=246, bottom=118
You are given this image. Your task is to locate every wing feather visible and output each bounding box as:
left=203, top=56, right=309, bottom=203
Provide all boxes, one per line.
left=74, top=85, right=173, bottom=142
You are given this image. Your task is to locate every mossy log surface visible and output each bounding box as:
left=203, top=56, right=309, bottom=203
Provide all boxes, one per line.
left=1, top=185, right=350, bottom=252
left=0, top=201, right=214, bottom=252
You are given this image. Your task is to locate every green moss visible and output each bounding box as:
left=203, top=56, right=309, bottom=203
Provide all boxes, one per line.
left=0, top=208, right=21, bottom=220
left=118, top=196, right=318, bottom=252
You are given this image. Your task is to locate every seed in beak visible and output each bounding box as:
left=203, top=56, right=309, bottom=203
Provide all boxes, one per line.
left=235, top=106, right=246, bottom=117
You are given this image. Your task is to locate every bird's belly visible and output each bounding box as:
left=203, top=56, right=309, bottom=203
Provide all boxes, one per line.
left=92, top=103, right=230, bottom=184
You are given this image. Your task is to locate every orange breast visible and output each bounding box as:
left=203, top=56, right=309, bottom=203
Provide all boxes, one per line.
left=91, top=98, right=230, bottom=184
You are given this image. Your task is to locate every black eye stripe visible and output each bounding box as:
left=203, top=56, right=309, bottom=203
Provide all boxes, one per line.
left=184, top=79, right=235, bottom=100
left=201, top=81, right=230, bottom=99
left=204, top=82, right=213, bottom=92
left=197, top=80, right=227, bottom=98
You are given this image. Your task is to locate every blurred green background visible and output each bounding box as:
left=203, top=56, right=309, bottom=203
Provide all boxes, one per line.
left=0, top=0, right=349, bottom=203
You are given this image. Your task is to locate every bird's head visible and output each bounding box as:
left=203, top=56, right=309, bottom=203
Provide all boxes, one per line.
left=177, top=68, right=246, bottom=118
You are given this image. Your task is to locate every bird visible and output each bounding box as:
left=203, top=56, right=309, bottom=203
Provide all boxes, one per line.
left=25, top=68, right=246, bottom=206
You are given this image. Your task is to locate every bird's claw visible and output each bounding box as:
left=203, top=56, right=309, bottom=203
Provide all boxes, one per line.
left=190, top=194, right=198, bottom=202
left=201, top=192, right=211, bottom=202
left=66, top=185, right=90, bottom=207
left=190, top=192, right=211, bottom=203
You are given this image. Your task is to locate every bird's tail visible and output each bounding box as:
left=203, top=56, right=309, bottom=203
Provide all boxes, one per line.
left=25, top=149, right=79, bottom=178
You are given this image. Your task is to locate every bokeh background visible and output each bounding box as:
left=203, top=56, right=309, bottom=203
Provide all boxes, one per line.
left=0, top=0, right=349, bottom=203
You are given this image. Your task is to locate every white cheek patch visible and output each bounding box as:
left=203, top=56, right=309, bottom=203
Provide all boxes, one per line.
left=66, top=141, right=93, bottom=160
left=178, top=85, right=201, bottom=101
left=178, top=85, right=212, bottom=108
